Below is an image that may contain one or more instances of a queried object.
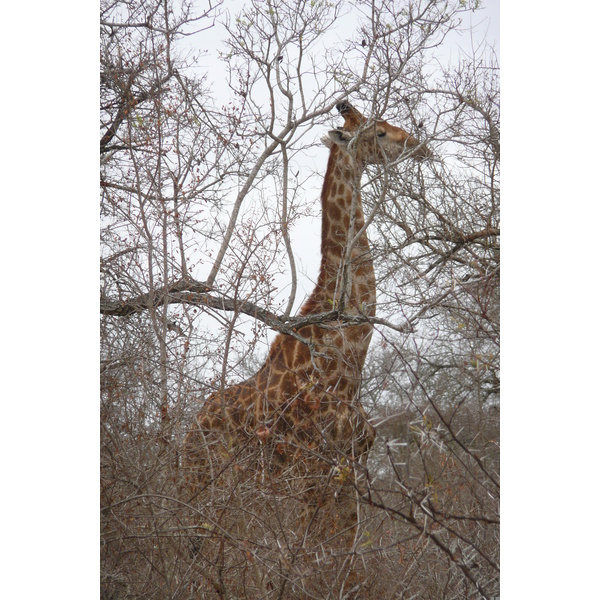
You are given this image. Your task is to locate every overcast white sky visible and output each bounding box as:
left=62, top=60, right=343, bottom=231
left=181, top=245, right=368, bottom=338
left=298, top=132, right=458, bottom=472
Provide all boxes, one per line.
left=194, top=0, right=499, bottom=99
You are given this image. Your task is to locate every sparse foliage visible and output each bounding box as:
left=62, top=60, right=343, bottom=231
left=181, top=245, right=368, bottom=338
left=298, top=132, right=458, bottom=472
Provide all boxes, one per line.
left=100, top=0, right=499, bottom=598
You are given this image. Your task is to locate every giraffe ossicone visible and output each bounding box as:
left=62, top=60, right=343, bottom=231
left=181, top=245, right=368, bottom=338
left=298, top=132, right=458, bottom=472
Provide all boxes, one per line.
left=182, top=100, right=429, bottom=542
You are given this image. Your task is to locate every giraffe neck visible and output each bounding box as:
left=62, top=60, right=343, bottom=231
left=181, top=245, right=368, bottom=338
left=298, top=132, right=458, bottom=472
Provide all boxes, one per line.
left=300, top=144, right=375, bottom=316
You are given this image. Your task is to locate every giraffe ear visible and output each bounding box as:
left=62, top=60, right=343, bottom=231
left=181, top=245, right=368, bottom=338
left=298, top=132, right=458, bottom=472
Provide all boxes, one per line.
left=326, top=129, right=353, bottom=149
left=321, top=135, right=334, bottom=149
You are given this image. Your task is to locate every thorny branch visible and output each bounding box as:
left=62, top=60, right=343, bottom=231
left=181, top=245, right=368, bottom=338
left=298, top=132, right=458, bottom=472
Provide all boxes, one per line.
left=99, top=274, right=475, bottom=338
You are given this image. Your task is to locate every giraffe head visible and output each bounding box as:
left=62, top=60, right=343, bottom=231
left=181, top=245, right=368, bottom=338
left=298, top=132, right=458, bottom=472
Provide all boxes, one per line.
left=324, top=101, right=431, bottom=165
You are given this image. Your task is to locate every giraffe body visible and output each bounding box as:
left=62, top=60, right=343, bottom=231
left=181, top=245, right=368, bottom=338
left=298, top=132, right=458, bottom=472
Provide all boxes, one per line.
left=183, top=102, right=429, bottom=541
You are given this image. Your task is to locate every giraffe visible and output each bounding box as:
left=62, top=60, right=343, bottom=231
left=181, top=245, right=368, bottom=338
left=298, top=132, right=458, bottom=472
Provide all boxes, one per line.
left=182, top=101, right=429, bottom=546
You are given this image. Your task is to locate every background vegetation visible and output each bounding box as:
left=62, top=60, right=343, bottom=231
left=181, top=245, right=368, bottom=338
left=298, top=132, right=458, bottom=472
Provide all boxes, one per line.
left=100, top=0, right=499, bottom=597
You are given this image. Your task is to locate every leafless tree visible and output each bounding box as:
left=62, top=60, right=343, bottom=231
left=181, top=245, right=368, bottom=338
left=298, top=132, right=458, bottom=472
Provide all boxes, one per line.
left=101, top=0, right=499, bottom=597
